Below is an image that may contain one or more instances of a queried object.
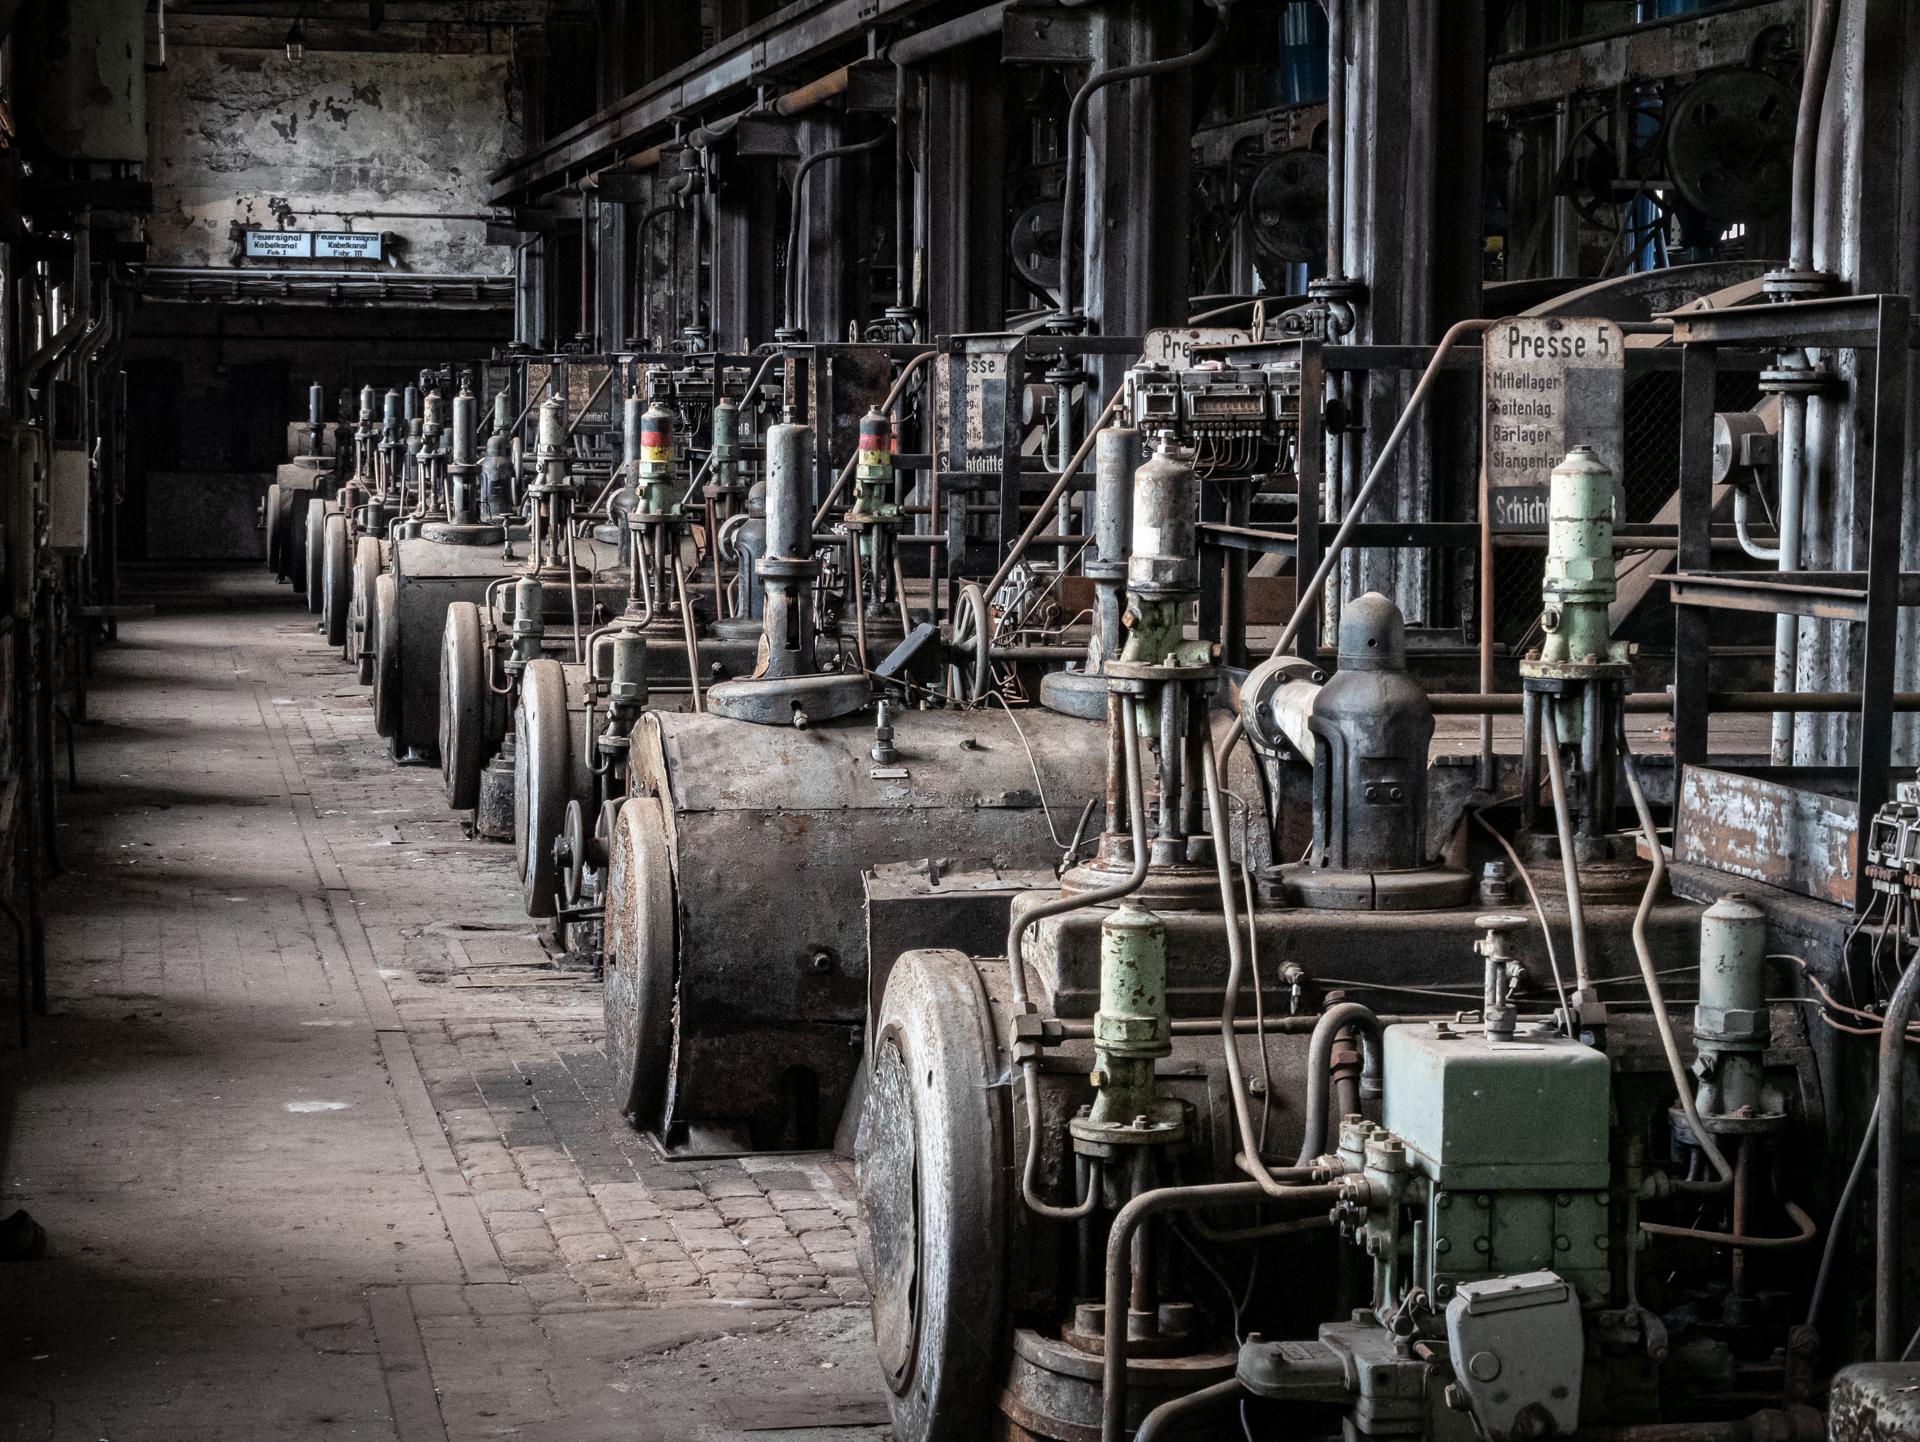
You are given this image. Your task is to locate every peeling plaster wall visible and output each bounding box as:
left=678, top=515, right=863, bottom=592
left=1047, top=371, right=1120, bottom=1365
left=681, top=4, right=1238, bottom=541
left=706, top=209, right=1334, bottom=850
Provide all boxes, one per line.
left=147, top=35, right=519, bottom=275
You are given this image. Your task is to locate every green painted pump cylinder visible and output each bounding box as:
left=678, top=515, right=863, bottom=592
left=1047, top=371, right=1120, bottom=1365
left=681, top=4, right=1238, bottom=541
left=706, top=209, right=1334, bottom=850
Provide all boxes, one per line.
left=1538, top=445, right=1617, bottom=666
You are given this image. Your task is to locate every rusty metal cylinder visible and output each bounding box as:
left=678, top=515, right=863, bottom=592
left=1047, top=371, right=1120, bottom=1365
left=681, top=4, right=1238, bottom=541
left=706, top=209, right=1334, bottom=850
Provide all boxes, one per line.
left=403, top=385, right=421, bottom=423
left=536, top=396, right=566, bottom=461
left=452, top=388, right=477, bottom=468
left=423, top=388, right=447, bottom=435
left=608, top=630, right=649, bottom=706
left=382, top=388, right=401, bottom=429
left=712, top=396, right=741, bottom=466
left=1093, top=426, right=1141, bottom=571
left=622, top=394, right=645, bottom=472
left=359, top=385, right=377, bottom=424
left=764, top=419, right=815, bottom=562
left=1127, top=434, right=1198, bottom=600
left=308, top=382, right=325, bottom=429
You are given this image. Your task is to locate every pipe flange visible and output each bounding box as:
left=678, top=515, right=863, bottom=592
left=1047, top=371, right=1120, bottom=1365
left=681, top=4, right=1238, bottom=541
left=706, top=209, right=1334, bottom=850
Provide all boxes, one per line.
left=1308, top=275, right=1367, bottom=305
left=1761, top=267, right=1836, bottom=301
left=1758, top=364, right=1842, bottom=397
left=1669, top=1102, right=1789, bottom=1140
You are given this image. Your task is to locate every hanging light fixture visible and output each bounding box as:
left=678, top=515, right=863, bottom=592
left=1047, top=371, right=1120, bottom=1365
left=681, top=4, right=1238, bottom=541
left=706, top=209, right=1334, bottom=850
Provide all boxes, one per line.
left=285, top=16, right=306, bottom=64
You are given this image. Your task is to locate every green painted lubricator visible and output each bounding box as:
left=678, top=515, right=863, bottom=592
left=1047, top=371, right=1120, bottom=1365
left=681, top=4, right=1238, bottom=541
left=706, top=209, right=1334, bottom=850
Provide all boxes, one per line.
left=1070, top=902, right=1184, bottom=1144
left=1523, top=445, right=1631, bottom=746
left=1536, top=445, right=1621, bottom=669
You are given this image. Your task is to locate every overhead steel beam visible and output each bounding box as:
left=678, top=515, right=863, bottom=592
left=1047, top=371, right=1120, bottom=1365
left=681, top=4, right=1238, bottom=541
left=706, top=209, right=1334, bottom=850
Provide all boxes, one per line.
left=1487, top=0, right=1799, bottom=112
left=487, top=0, right=954, bottom=205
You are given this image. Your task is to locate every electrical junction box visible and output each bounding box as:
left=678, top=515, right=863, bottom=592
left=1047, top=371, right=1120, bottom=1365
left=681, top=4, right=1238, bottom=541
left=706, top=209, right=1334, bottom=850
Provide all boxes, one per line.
left=1383, top=1021, right=1613, bottom=1303
left=48, top=445, right=89, bottom=556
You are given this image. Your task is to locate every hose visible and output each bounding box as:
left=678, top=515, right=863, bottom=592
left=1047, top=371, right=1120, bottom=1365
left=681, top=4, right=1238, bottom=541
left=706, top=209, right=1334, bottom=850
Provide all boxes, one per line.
left=1011, top=694, right=1148, bottom=1220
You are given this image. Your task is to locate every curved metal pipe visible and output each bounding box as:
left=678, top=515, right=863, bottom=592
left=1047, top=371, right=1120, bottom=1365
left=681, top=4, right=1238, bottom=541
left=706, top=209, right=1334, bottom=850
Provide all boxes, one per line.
left=633, top=201, right=678, bottom=345
left=1291, top=1001, right=1380, bottom=1167
left=1101, top=1180, right=1338, bottom=1442
left=1788, top=0, right=1841, bottom=273
left=782, top=126, right=895, bottom=335
left=1057, top=7, right=1231, bottom=319
left=1133, top=1377, right=1245, bottom=1442
left=1541, top=704, right=1593, bottom=994
left=1012, top=695, right=1148, bottom=1221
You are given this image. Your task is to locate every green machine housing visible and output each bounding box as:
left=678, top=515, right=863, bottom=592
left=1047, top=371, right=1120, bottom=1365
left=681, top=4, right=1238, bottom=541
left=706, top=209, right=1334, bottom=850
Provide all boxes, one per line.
left=1381, top=1021, right=1613, bottom=1304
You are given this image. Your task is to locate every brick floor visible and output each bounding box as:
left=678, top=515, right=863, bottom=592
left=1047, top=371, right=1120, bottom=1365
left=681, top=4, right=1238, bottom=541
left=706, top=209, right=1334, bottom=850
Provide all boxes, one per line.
left=0, top=566, right=879, bottom=1442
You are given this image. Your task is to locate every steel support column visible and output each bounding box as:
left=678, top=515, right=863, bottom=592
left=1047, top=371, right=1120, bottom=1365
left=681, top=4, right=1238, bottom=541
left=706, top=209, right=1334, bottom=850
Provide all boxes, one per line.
left=1338, top=0, right=1485, bottom=628
left=1801, top=0, right=1920, bottom=765
left=1078, top=0, right=1192, bottom=399
left=923, top=42, right=1006, bottom=338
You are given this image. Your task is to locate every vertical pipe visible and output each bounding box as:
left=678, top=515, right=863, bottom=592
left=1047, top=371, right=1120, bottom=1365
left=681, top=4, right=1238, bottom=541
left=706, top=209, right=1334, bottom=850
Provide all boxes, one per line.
left=1771, top=392, right=1808, bottom=762
left=1325, top=0, right=1346, bottom=279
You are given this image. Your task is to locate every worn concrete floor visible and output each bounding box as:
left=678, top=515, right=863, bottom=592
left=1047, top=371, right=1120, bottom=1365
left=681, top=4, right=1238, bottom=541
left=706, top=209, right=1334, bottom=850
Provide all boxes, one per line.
left=0, top=567, right=885, bottom=1442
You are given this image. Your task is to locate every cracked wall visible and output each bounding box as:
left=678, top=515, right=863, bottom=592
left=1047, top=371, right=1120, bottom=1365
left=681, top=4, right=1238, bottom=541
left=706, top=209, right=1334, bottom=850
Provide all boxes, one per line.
left=147, top=36, right=519, bottom=275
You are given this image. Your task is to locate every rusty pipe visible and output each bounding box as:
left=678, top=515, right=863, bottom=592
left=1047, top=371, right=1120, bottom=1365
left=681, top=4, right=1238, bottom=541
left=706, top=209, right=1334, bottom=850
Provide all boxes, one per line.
left=1101, top=1182, right=1339, bottom=1442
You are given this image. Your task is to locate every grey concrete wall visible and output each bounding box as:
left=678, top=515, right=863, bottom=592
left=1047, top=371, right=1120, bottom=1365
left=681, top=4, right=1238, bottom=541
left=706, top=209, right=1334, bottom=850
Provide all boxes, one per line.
left=147, top=21, right=520, bottom=276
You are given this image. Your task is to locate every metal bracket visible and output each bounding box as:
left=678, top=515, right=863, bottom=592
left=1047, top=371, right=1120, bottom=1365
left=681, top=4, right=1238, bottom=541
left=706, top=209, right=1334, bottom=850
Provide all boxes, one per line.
left=1002, top=5, right=1094, bottom=65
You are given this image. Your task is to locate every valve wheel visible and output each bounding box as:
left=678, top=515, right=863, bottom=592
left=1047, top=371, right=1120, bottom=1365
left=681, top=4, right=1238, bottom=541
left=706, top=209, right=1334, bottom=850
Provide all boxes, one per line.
left=515, top=657, right=571, bottom=919
left=948, top=582, right=992, bottom=704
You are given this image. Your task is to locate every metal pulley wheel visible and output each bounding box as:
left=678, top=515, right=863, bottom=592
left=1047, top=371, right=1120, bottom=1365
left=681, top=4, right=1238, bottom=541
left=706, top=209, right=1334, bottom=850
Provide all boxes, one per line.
left=947, top=582, right=992, bottom=704
left=515, top=657, right=571, bottom=919
left=1247, top=149, right=1329, bottom=265
left=557, top=796, right=622, bottom=912
left=602, top=795, right=676, bottom=1127
left=321, top=510, right=353, bottom=647
left=439, top=600, right=490, bottom=809
left=372, top=572, right=402, bottom=752
left=858, top=948, right=1005, bottom=1442
left=1009, top=199, right=1064, bottom=297
left=349, top=535, right=383, bottom=678
left=1665, top=67, right=1794, bottom=224
left=305, top=499, right=331, bottom=613
left=265, top=483, right=285, bottom=577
